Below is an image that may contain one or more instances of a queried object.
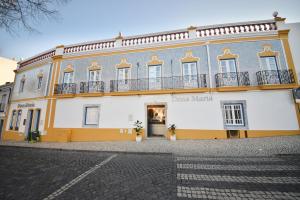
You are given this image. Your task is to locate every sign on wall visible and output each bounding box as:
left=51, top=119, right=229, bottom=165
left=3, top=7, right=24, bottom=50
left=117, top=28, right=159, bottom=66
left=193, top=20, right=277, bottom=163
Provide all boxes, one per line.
left=17, top=103, right=35, bottom=108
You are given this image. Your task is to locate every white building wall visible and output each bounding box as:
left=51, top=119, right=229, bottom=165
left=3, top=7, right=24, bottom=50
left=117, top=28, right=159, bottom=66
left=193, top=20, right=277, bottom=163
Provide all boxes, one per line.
left=54, top=90, right=298, bottom=131
left=6, top=99, right=48, bottom=134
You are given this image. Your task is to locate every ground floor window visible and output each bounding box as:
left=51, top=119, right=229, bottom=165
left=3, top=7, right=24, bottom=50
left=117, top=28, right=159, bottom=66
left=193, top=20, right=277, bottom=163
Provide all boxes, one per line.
left=9, top=110, right=16, bottom=130
left=15, top=110, right=22, bottom=131
left=221, top=100, right=248, bottom=130
left=83, top=105, right=100, bottom=127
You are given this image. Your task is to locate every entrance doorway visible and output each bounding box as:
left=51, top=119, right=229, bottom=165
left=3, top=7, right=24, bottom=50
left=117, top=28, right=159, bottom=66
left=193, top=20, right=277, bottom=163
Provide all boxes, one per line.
left=147, top=105, right=166, bottom=137
left=25, top=110, right=34, bottom=137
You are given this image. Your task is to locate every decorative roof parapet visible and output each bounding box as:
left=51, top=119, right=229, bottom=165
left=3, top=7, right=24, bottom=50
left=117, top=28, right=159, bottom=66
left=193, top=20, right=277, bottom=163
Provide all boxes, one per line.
left=18, top=19, right=278, bottom=69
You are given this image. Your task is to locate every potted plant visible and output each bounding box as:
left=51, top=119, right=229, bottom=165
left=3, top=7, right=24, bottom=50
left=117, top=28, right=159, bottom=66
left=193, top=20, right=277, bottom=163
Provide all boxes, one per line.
left=134, top=120, right=143, bottom=142
left=168, top=124, right=176, bottom=141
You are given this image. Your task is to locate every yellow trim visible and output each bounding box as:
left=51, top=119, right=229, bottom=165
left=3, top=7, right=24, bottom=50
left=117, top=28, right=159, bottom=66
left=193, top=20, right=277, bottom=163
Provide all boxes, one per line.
left=258, top=44, right=279, bottom=57
left=37, top=71, right=44, bottom=78
left=63, top=64, right=74, bottom=73
left=88, top=61, right=101, bottom=71
left=147, top=55, right=163, bottom=66
left=116, top=58, right=132, bottom=68
left=11, top=96, right=48, bottom=103
left=294, top=102, right=300, bottom=129
left=62, top=36, right=278, bottom=61
left=278, top=30, right=299, bottom=83
left=187, top=26, right=197, bottom=31
left=247, top=130, right=300, bottom=138
left=217, top=48, right=238, bottom=60
left=181, top=51, right=200, bottom=63
left=2, top=131, right=25, bottom=141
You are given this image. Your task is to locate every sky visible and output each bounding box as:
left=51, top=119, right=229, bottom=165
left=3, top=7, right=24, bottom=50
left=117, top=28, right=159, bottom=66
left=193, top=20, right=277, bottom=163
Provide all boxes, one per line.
left=0, top=0, right=300, bottom=61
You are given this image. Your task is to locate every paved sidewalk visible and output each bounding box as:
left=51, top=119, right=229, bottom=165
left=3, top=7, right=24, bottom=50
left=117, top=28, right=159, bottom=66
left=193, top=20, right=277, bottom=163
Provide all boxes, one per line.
left=1, top=135, right=300, bottom=156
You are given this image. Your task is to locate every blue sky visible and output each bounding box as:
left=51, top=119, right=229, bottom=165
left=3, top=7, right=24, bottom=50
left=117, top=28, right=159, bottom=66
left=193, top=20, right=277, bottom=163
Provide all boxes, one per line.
left=0, top=0, right=300, bottom=60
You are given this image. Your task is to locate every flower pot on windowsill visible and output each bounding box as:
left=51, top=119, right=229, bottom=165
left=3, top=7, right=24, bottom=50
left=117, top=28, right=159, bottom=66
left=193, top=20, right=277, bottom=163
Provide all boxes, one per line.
left=136, top=134, right=142, bottom=142
left=170, top=134, right=176, bottom=141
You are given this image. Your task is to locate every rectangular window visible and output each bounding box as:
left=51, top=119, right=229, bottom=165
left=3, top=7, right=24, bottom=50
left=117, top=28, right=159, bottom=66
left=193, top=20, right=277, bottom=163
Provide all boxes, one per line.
left=260, top=56, right=278, bottom=71
left=63, top=72, right=74, bottom=84
left=37, top=77, right=43, bottom=89
left=83, top=106, right=99, bottom=127
left=117, top=68, right=130, bottom=82
left=89, top=70, right=101, bottom=82
left=219, top=59, right=237, bottom=73
left=9, top=110, right=16, bottom=130
left=15, top=110, right=22, bottom=131
left=223, top=104, right=244, bottom=126
left=19, top=80, right=25, bottom=93
left=182, top=62, right=198, bottom=88
left=0, top=94, right=6, bottom=111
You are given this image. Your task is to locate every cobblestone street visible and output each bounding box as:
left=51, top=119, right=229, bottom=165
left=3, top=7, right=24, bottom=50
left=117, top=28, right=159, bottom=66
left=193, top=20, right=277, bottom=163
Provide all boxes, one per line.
left=0, top=137, right=300, bottom=199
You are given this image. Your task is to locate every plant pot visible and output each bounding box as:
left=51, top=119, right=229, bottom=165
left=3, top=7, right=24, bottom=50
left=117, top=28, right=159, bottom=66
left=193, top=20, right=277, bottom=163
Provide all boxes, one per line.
left=170, top=134, right=176, bottom=141
left=136, top=135, right=142, bottom=142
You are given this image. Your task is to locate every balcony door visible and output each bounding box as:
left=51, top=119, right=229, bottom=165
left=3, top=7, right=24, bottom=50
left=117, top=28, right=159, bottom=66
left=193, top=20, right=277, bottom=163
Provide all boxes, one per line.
left=88, top=70, right=101, bottom=92
left=260, top=56, right=281, bottom=84
left=117, top=68, right=130, bottom=91
left=63, top=72, right=74, bottom=84
left=219, top=59, right=238, bottom=86
left=148, top=65, right=161, bottom=90
left=182, top=62, right=198, bottom=88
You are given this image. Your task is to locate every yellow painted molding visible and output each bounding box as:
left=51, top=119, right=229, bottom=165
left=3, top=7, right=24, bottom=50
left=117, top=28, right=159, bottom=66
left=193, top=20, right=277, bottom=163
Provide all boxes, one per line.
left=258, top=84, right=299, bottom=90
left=56, top=45, right=65, bottom=49
left=218, top=48, right=238, bottom=60
left=278, top=29, right=289, bottom=39
left=2, top=131, right=25, bottom=141
left=274, top=17, right=286, bottom=22
left=258, top=44, right=279, bottom=57
left=116, top=58, right=132, bottom=68
left=54, top=94, right=76, bottom=99
left=294, top=102, right=300, bottom=129
left=181, top=51, right=200, bottom=63
left=37, top=71, right=44, bottom=78
left=63, top=64, right=74, bottom=73
left=214, top=86, right=257, bottom=92
left=52, top=55, right=63, bottom=60
left=11, top=96, right=47, bottom=103
left=76, top=93, right=104, bottom=97
left=247, top=130, right=300, bottom=138
left=88, top=61, right=101, bottom=71
left=187, top=26, right=197, bottom=31
left=148, top=55, right=163, bottom=66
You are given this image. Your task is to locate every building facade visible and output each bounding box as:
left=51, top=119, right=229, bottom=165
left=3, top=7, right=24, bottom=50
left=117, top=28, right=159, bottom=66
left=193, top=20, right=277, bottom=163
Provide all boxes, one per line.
left=2, top=15, right=300, bottom=142
left=0, top=82, right=14, bottom=140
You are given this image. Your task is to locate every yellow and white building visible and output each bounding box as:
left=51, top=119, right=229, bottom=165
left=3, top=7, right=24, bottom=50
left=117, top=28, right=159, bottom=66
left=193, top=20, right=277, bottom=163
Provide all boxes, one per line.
left=2, top=15, right=300, bottom=142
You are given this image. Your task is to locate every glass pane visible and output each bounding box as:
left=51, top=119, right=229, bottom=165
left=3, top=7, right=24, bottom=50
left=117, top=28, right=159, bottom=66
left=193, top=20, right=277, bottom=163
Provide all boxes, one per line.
left=85, top=107, right=98, bottom=125
left=220, top=60, right=227, bottom=73
left=228, top=59, right=237, bottom=72
left=268, top=57, right=277, bottom=70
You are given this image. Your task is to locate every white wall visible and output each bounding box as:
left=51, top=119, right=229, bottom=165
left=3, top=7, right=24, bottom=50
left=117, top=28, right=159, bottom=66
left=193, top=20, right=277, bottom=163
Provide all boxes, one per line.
left=54, top=90, right=298, bottom=131
left=6, top=99, right=48, bottom=134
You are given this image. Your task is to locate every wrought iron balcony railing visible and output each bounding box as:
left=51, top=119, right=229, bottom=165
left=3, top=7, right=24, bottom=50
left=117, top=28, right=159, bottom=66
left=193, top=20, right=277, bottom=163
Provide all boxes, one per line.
left=54, top=83, right=76, bottom=94
left=110, top=75, right=207, bottom=92
left=256, top=69, right=295, bottom=85
left=80, top=81, right=105, bottom=93
left=215, top=72, right=250, bottom=87
left=0, top=103, right=5, bottom=112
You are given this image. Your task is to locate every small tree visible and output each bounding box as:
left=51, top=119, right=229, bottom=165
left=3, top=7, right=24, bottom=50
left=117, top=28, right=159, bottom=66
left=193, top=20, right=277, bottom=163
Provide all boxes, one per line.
left=133, top=120, right=143, bottom=136
left=168, top=124, right=176, bottom=136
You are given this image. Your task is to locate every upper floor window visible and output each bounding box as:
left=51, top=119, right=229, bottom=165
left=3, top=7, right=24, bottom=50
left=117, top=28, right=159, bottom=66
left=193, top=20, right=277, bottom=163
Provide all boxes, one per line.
left=83, top=105, right=99, bottom=127
left=37, top=76, right=43, bottom=89
left=223, top=104, right=244, bottom=126
left=117, top=68, right=130, bottom=83
left=19, top=79, right=25, bottom=93
left=260, top=56, right=278, bottom=71
left=89, top=70, right=101, bottom=82
left=219, top=59, right=237, bottom=73
left=0, top=94, right=7, bottom=111
left=63, top=72, right=74, bottom=84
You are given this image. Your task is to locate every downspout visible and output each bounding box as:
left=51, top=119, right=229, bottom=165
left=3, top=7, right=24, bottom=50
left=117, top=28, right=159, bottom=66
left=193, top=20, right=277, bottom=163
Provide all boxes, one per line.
left=206, top=42, right=213, bottom=93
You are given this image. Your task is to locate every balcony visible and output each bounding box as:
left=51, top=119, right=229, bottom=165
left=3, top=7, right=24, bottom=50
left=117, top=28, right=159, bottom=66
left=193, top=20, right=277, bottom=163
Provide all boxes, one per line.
left=54, top=83, right=76, bottom=94
left=80, top=81, right=105, bottom=93
left=110, top=75, right=207, bottom=92
left=0, top=103, right=5, bottom=112
left=256, top=70, right=295, bottom=85
left=215, top=72, right=250, bottom=87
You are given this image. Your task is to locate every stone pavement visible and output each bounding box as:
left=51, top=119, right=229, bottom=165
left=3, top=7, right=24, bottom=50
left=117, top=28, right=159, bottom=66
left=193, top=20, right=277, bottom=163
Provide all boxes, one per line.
left=1, top=136, right=300, bottom=199
left=1, top=135, right=300, bottom=156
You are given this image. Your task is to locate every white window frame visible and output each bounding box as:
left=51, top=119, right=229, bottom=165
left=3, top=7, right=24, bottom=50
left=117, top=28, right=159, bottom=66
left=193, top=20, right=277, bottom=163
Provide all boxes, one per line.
left=223, top=104, right=244, bottom=126
left=37, top=76, right=43, bottom=89
left=82, top=105, right=100, bottom=127
left=219, top=59, right=237, bottom=73
left=15, top=110, right=22, bottom=131
left=19, top=79, right=25, bottom=93
left=63, top=72, right=74, bottom=84
left=148, top=65, right=162, bottom=90
left=9, top=110, right=16, bottom=130
left=89, top=70, right=101, bottom=82
left=260, top=56, right=279, bottom=71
